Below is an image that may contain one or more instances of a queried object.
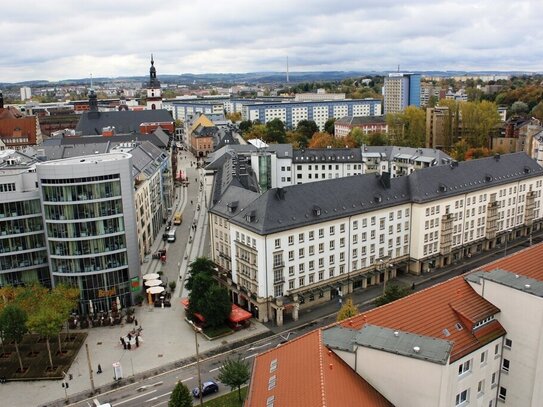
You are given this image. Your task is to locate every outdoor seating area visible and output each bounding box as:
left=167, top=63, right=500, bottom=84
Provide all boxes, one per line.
left=143, top=272, right=172, bottom=308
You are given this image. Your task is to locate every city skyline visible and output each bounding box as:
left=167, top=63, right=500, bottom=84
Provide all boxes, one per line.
left=2, top=0, right=543, bottom=82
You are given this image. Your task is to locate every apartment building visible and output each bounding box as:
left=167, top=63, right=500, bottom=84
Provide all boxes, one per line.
left=207, top=143, right=450, bottom=190
left=36, top=152, right=140, bottom=313
left=0, top=150, right=49, bottom=287
left=242, top=99, right=382, bottom=130
left=208, top=152, right=543, bottom=326
left=0, top=93, right=43, bottom=150
left=334, top=116, right=388, bottom=137
left=246, top=243, right=543, bottom=407
left=383, top=73, right=421, bottom=114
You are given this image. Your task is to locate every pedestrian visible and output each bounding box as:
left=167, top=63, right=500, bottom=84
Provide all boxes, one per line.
left=190, top=200, right=193, bottom=205
left=127, top=342, right=131, bottom=350
left=123, top=342, right=127, bottom=350
left=134, top=319, right=138, bottom=326
left=97, top=364, right=102, bottom=374
left=135, top=336, right=139, bottom=348
left=120, top=336, right=125, bottom=346
left=411, top=282, right=416, bottom=290
left=127, top=333, right=132, bottom=341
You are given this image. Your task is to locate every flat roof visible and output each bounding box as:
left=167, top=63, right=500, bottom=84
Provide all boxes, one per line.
left=38, top=152, right=131, bottom=166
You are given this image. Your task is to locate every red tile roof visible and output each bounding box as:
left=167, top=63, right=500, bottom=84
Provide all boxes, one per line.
left=340, top=275, right=505, bottom=362
left=245, top=330, right=393, bottom=407
left=479, top=242, right=543, bottom=281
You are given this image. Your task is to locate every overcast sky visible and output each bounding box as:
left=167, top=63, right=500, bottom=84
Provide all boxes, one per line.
left=2, top=0, right=542, bottom=82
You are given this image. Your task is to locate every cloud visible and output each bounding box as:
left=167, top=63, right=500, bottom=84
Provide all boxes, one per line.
left=1, top=0, right=542, bottom=82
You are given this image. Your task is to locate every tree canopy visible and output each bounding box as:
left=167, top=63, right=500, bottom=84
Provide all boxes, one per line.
left=218, top=357, right=251, bottom=401
left=169, top=381, right=193, bottom=407
left=374, top=284, right=412, bottom=307
left=0, top=305, right=27, bottom=371
left=336, top=298, right=358, bottom=322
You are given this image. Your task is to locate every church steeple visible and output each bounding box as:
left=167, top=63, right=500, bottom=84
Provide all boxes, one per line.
left=88, top=88, right=98, bottom=112
left=146, top=54, right=162, bottom=110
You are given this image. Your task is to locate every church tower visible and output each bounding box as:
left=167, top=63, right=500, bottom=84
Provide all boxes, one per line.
left=146, top=54, right=162, bottom=110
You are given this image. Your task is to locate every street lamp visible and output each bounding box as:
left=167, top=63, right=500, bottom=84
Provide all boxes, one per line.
left=504, top=229, right=512, bottom=257
left=188, top=320, right=204, bottom=407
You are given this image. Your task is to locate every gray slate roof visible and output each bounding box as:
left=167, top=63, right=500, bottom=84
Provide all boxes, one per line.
left=43, top=132, right=169, bottom=150
left=75, top=109, right=173, bottom=135
left=293, top=148, right=362, bottom=163
left=354, top=325, right=453, bottom=365
left=218, top=152, right=542, bottom=235
left=335, top=115, right=386, bottom=125
left=322, top=326, right=358, bottom=352
left=466, top=269, right=543, bottom=297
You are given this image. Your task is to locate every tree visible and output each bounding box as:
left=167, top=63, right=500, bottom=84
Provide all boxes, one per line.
left=200, top=284, right=231, bottom=328
left=0, top=305, right=27, bottom=372
left=187, top=272, right=214, bottom=320
left=286, top=130, right=309, bottom=148
left=510, top=101, right=529, bottom=115
left=226, top=112, right=242, bottom=122
left=218, top=357, right=251, bottom=402
left=185, top=257, right=216, bottom=291
left=27, top=306, right=64, bottom=368
left=308, top=132, right=339, bottom=148
left=50, top=285, right=79, bottom=353
left=169, top=381, right=193, bottom=407
left=296, top=120, right=319, bottom=140
left=337, top=298, right=358, bottom=322
left=265, top=118, right=286, bottom=143
left=532, top=101, right=543, bottom=121
left=324, top=118, right=336, bottom=135
left=243, top=124, right=267, bottom=141
left=239, top=120, right=253, bottom=133
left=374, top=284, right=412, bottom=306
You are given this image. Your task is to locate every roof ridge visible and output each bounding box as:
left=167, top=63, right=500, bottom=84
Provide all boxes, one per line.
left=317, top=329, right=326, bottom=407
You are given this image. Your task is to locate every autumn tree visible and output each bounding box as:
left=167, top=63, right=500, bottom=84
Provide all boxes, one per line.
left=532, top=101, right=543, bottom=121
left=308, top=132, right=339, bottom=148
left=286, top=130, right=308, bottom=148
left=226, top=112, right=242, bottom=122
left=243, top=124, right=267, bottom=141
left=337, top=298, right=358, bottom=322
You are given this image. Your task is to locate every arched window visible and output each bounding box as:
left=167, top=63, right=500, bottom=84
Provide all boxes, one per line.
left=151, top=104, right=156, bottom=110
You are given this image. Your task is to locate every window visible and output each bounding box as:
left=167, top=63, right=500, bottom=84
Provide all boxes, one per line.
left=274, top=239, right=281, bottom=249
left=455, top=389, right=468, bottom=406
left=480, top=350, right=487, bottom=365
left=494, top=344, right=500, bottom=357
left=298, top=263, right=305, bottom=273
left=289, top=266, right=294, bottom=276
left=319, top=228, right=324, bottom=238
left=309, top=231, right=314, bottom=240
left=504, top=338, right=512, bottom=349
left=309, top=246, right=314, bottom=256
left=298, top=233, right=304, bottom=243
left=458, top=360, right=471, bottom=376
left=478, top=379, right=485, bottom=395
left=319, top=243, right=324, bottom=253
left=299, top=248, right=305, bottom=258
left=288, top=251, right=294, bottom=261
left=330, top=226, right=335, bottom=235
left=329, top=241, right=335, bottom=250
left=340, top=223, right=345, bottom=233
left=502, top=358, right=510, bottom=372
left=288, top=235, right=294, bottom=245
left=498, top=387, right=507, bottom=401
left=353, top=220, right=358, bottom=230
left=491, top=372, right=497, bottom=388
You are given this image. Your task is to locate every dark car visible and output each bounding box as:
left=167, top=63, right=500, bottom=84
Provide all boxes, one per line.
left=192, top=381, right=219, bottom=398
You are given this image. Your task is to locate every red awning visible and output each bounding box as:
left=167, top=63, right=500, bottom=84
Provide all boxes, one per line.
left=229, top=304, right=252, bottom=323
left=181, top=299, right=252, bottom=323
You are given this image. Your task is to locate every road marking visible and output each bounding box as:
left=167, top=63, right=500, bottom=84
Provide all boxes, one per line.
left=181, top=376, right=194, bottom=382
left=209, top=367, right=220, bottom=372
left=243, top=353, right=258, bottom=360
left=150, top=401, right=169, bottom=407
left=112, top=390, right=156, bottom=406
left=145, top=391, right=172, bottom=402
left=248, top=342, right=271, bottom=351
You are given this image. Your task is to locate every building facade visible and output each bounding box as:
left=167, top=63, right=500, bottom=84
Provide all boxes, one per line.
left=383, top=73, right=421, bottom=114
left=334, top=116, right=388, bottom=137
left=209, top=153, right=543, bottom=326
left=36, top=153, right=140, bottom=313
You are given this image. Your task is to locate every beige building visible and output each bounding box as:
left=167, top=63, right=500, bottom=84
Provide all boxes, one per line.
left=209, top=152, right=543, bottom=326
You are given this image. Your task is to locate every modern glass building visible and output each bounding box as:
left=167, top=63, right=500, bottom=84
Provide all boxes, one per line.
left=36, top=152, right=140, bottom=313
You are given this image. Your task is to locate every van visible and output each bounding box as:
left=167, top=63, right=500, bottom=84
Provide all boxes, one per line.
left=167, top=229, right=176, bottom=243
left=173, top=213, right=182, bottom=225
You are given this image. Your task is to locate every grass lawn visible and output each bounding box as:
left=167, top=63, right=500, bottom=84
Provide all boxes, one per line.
left=203, top=386, right=248, bottom=407
left=203, top=325, right=233, bottom=339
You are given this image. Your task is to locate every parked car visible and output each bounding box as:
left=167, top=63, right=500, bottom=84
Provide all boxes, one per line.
left=192, top=381, right=219, bottom=398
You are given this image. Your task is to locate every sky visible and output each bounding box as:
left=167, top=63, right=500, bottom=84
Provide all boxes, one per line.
left=2, top=0, right=543, bottom=82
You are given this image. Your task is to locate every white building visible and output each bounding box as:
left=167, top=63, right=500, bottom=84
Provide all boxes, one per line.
left=20, top=86, right=31, bottom=101
left=247, top=242, right=543, bottom=406
left=208, top=152, right=543, bottom=325
left=36, top=152, right=141, bottom=312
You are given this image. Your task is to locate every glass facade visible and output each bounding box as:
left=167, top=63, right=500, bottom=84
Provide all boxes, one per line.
left=42, top=176, right=132, bottom=311
left=0, top=198, right=49, bottom=287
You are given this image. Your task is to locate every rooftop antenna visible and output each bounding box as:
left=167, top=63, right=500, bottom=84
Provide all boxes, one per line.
left=397, top=64, right=400, bottom=73
left=286, top=56, right=289, bottom=83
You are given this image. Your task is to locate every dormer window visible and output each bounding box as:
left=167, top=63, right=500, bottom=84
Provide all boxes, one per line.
left=473, top=315, right=495, bottom=329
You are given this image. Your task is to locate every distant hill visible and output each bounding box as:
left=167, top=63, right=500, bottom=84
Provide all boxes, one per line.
left=0, top=70, right=538, bottom=87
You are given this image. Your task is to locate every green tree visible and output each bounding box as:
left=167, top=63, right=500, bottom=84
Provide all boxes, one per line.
left=324, top=118, right=336, bottom=135
left=218, top=357, right=251, bottom=402
left=374, top=284, right=412, bottom=306
left=510, top=101, right=529, bottom=115
left=0, top=305, right=27, bottom=372
left=27, top=306, right=64, bottom=368
left=337, top=298, right=358, bottom=322
left=386, top=107, right=426, bottom=147
left=531, top=101, right=543, bottom=121
left=243, top=124, right=267, bottom=141
left=187, top=272, right=214, bottom=321
left=185, top=257, right=216, bottom=291
left=286, top=130, right=309, bottom=148
left=265, top=118, right=286, bottom=143
left=296, top=120, right=319, bottom=140
left=239, top=120, right=253, bottom=133
left=200, top=284, right=231, bottom=328
left=169, top=381, right=193, bottom=407
left=50, top=284, right=79, bottom=353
